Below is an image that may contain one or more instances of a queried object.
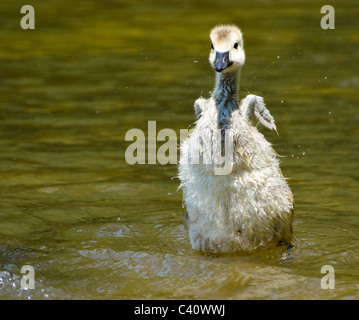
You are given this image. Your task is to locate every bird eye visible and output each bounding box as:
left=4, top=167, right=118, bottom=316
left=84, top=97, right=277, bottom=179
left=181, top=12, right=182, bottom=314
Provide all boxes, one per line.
left=211, top=43, right=214, bottom=50
left=234, top=42, right=238, bottom=49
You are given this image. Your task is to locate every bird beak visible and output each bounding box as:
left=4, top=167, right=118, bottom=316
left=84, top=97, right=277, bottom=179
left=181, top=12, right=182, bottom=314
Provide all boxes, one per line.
left=213, top=51, right=232, bottom=72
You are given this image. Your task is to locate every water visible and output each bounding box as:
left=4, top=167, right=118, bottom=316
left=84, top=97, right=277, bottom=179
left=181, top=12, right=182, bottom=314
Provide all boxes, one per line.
left=1, top=0, right=358, bottom=299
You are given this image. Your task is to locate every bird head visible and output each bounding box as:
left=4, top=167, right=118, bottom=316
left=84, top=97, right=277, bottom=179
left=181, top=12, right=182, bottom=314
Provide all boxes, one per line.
left=209, top=25, right=245, bottom=73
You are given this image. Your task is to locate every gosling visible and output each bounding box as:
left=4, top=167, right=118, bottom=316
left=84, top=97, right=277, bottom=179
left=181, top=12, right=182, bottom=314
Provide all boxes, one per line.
left=178, top=25, right=294, bottom=253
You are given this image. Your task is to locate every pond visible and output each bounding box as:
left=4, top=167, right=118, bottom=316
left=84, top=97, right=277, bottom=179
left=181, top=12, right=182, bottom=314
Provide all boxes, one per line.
left=0, top=0, right=358, bottom=299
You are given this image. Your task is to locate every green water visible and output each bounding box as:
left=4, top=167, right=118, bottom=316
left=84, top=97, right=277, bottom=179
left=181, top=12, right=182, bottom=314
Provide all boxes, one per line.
left=0, top=0, right=358, bottom=299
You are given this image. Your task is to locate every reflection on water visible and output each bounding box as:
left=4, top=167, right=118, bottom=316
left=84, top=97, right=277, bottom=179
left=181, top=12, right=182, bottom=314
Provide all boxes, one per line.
left=1, top=0, right=358, bottom=299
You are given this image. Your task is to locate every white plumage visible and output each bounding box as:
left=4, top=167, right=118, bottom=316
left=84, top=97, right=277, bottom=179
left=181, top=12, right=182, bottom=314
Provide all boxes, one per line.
left=178, top=25, right=294, bottom=253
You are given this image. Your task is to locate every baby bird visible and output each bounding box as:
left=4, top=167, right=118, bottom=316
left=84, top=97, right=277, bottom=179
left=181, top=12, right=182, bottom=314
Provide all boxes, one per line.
left=178, top=25, right=294, bottom=253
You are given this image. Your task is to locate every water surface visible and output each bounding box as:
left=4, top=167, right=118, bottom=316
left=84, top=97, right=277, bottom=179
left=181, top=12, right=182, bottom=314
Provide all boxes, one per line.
left=0, top=0, right=358, bottom=299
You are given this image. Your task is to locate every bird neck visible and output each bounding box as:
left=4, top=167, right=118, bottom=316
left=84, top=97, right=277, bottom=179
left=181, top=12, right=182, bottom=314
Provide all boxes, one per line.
left=212, top=69, right=241, bottom=132
left=212, top=69, right=241, bottom=155
left=212, top=69, right=241, bottom=105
